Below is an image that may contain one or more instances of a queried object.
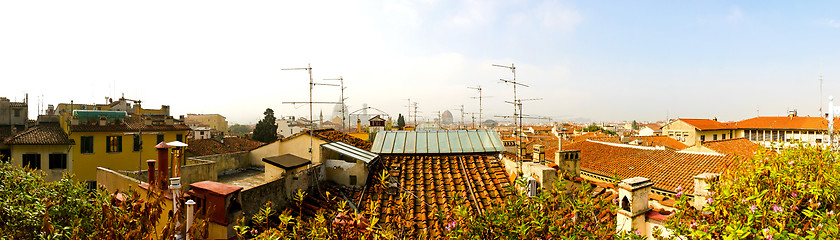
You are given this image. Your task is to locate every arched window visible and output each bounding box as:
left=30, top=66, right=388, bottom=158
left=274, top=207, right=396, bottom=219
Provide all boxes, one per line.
left=621, top=196, right=631, bottom=212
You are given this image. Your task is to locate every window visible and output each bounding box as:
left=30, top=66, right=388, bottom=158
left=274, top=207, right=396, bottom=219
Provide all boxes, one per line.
left=133, top=135, right=142, bottom=152
left=713, top=134, right=718, bottom=140
left=49, top=154, right=67, bottom=169
left=23, top=154, right=40, bottom=169
left=13, top=109, right=20, bottom=117
left=106, top=136, right=122, bottom=153
left=722, top=134, right=726, bottom=139
left=349, top=175, right=357, bottom=185
left=176, top=134, right=183, bottom=142
left=81, top=136, right=94, bottom=153
left=157, top=134, right=164, bottom=145
left=700, top=135, right=705, bottom=142
left=86, top=181, right=97, bottom=190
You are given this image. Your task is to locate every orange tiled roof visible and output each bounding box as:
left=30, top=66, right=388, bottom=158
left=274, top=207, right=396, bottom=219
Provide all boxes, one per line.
left=732, top=116, right=837, bottom=130
left=361, top=154, right=511, bottom=238
left=701, top=138, right=761, bottom=160
left=564, top=140, right=737, bottom=194
left=312, top=129, right=371, bottom=150
left=281, top=128, right=371, bottom=151
left=567, top=132, right=620, bottom=144
left=187, top=137, right=265, bottom=156
left=4, top=123, right=74, bottom=145
left=678, top=119, right=732, bottom=130
left=624, top=136, right=688, bottom=150
left=642, top=124, right=662, bottom=131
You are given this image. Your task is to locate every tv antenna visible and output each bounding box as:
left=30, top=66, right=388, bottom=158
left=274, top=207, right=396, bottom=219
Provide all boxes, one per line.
left=493, top=63, right=530, bottom=164
left=324, top=77, right=348, bottom=132
left=282, top=64, right=341, bottom=171
left=468, top=85, right=491, bottom=129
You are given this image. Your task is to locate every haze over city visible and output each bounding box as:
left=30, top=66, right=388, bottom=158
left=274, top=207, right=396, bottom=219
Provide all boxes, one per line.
left=2, top=1, right=839, bottom=124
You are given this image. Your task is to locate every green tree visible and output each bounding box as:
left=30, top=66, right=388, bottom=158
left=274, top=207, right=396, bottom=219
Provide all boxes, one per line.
left=631, top=120, right=638, bottom=130
left=229, top=124, right=251, bottom=136
left=252, top=108, right=278, bottom=143
left=397, top=114, right=406, bottom=130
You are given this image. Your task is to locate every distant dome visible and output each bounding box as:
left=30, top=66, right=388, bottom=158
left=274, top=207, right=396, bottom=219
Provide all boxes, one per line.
left=441, top=110, right=454, bottom=125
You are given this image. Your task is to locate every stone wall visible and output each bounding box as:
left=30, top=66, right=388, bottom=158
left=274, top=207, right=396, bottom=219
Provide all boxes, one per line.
left=132, top=158, right=217, bottom=188
left=501, top=157, right=558, bottom=190
left=192, top=151, right=250, bottom=175
left=240, top=164, right=324, bottom=221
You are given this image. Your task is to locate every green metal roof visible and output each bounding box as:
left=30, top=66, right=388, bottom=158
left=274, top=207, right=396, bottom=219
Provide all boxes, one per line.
left=73, top=110, right=127, bottom=119
left=371, top=129, right=505, bottom=154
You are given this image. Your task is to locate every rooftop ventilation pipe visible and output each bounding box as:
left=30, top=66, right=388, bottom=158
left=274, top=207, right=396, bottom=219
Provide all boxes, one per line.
left=147, top=160, right=156, bottom=187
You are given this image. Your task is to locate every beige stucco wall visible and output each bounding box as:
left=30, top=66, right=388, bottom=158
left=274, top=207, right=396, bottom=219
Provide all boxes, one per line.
left=324, top=159, right=368, bottom=187
left=662, top=121, right=698, bottom=146
left=695, top=130, right=734, bottom=143
left=10, top=144, right=73, bottom=182
left=501, top=156, right=557, bottom=190
left=248, top=141, right=280, bottom=167
left=96, top=167, right=175, bottom=235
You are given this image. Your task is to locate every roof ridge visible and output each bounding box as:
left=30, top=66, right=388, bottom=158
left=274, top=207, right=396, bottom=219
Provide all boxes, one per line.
left=586, top=139, right=665, bottom=150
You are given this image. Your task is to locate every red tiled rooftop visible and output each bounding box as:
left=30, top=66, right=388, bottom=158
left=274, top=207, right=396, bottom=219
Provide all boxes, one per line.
left=4, top=123, right=74, bottom=145
left=702, top=138, right=761, bottom=160
left=625, top=136, right=688, bottom=150
left=564, top=140, right=738, bottom=194
left=362, top=154, right=511, bottom=238
left=733, top=116, right=839, bottom=130
left=678, top=118, right=733, bottom=130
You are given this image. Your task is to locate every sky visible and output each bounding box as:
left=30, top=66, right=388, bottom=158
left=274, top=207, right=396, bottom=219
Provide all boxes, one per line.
left=2, top=1, right=840, bottom=125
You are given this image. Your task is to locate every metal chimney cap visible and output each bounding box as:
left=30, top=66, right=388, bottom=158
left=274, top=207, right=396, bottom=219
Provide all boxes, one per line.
left=155, top=141, right=171, bottom=149
left=167, top=141, right=188, bottom=147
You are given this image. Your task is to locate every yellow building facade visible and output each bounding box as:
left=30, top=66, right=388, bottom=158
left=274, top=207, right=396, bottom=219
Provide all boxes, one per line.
left=186, top=114, right=228, bottom=134
left=62, top=110, right=190, bottom=185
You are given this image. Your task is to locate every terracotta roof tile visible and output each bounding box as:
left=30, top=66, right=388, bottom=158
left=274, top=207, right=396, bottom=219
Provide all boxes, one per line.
left=701, top=138, right=761, bottom=160
left=678, top=119, right=732, bottom=130
left=4, top=123, right=74, bottom=145
left=624, top=136, right=688, bottom=150
left=292, top=128, right=371, bottom=150
left=361, top=154, right=511, bottom=238
left=564, top=140, right=737, bottom=194
left=733, top=116, right=837, bottom=130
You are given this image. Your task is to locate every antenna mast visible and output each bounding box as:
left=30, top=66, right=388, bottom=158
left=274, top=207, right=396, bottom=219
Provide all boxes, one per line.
left=493, top=63, right=529, bottom=164
left=324, top=77, right=347, bottom=132
left=468, top=86, right=485, bottom=129
left=282, top=64, right=340, bottom=171
left=405, top=98, right=412, bottom=126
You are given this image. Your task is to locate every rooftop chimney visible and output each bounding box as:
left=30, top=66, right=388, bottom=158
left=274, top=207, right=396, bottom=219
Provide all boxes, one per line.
left=165, top=116, right=174, bottom=125
left=99, top=116, right=107, bottom=126
left=147, top=160, right=156, bottom=187
left=155, top=142, right=171, bottom=190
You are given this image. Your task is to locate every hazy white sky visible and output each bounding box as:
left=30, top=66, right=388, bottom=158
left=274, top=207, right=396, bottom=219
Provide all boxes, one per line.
left=2, top=1, right=840, bottom=124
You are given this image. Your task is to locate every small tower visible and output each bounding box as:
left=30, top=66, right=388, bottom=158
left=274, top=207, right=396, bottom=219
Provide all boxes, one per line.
left=616, top=177, right=653, bottom=235
left=368, top=115, right=386, bottom=140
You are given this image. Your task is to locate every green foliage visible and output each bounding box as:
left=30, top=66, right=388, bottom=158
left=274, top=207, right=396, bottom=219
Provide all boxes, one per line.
left=0, top=162, right=207, bottom=239
left=253, top=108, right=279, bottom=143
left=583, top=124, right=617, bottom=135
left=397, top=114, right=406, bottom=129
left=666, top=145, right=840, bottom=239
left=229, top=124, right=251, bottom=136
left=445, top=177, right=620, bottom=239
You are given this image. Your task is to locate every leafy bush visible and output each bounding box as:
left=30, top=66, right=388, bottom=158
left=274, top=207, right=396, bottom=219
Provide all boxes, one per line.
left=666, top=145, right=840, bottom=239
left=0, top=162, right=206, bottom=239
